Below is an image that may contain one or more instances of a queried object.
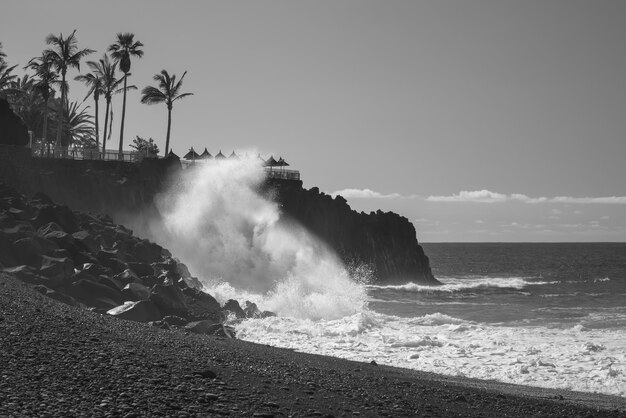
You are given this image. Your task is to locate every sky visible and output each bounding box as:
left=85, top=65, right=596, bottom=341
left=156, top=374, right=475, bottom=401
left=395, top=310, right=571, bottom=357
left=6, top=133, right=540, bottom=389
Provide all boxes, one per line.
left=2, top=0, right=626, bottom=242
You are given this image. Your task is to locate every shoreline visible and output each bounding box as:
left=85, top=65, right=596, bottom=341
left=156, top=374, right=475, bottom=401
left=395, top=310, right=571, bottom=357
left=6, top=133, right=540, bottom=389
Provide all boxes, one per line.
left=2, top=272, right=624, bottom=417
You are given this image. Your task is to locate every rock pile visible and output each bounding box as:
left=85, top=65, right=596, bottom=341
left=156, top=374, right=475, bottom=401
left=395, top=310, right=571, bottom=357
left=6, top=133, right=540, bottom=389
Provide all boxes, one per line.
left=0, top=183, right=271, bottom=336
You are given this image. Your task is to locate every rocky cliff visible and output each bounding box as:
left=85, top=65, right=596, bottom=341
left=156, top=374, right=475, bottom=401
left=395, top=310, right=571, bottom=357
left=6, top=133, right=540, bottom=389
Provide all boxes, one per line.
left=266, top=179, right=437, bottom=284
left=0, top=149, right=437, bottom=284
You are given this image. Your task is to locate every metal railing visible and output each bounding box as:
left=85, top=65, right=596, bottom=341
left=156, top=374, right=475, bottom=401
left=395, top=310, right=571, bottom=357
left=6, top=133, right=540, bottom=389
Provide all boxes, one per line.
left=266, top=168, right=300, bottom=181
left=32, top=144, right=154, bottom=162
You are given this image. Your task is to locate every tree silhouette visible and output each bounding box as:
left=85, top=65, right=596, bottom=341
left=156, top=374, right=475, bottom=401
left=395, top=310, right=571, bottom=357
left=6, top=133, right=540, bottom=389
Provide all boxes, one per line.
left=108, top=33, right=143, bottom=158
left=140, top=70, right=192, bottom=156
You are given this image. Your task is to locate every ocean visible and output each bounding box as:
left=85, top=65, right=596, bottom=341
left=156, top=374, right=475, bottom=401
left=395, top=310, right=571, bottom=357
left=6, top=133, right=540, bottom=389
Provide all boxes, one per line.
left=142, top=160, right=625, bottom=398
left=235, top=243, right=626, bottom=397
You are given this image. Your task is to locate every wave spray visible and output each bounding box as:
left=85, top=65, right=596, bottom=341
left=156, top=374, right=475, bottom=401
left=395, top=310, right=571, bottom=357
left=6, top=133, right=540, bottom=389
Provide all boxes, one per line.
left=146, top=156, right=367, bottom=320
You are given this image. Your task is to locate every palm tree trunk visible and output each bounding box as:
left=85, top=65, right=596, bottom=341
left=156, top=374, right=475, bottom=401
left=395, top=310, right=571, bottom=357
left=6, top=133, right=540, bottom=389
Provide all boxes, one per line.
left=42, top=99, right=48, bottom=143
left=56, top=70, right=66, bottom=151
left=165, top=106, right=172, bottom=156
left=102, top=99, right=110, bottom=157
left=94, top=96, right=99, bottom=149
left=118, top=75, right=127, bottom=160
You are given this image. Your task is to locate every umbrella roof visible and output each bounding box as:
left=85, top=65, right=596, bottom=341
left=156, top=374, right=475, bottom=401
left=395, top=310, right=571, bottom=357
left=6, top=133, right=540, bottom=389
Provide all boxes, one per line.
left=167, top=149, right=179, bottom=159
left=183, top=147, right=200, bottom=160
left=229, top=151, right=238, bottom=159
left=215, top=150, right=226, bottom=159
left=265, top=155, right=278, bottom=167
left=276, top=157, right=289, bottom=167
left=199, top=148, right=212, bottom=159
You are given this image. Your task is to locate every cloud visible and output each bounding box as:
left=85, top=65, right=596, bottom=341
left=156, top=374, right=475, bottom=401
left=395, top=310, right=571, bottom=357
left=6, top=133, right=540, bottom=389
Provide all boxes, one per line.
left=426, top=189, right=626, bottom=204
left=331, top=188, right=416, bottom=199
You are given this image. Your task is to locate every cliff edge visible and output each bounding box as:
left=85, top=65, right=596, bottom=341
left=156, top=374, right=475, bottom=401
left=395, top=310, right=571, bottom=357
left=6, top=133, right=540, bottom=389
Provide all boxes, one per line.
left=267, top=179, right=437, bottom=284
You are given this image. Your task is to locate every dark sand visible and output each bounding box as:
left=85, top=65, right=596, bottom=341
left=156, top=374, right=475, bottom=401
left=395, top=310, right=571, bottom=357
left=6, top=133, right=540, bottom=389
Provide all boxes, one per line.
left=1, top=273, right=625, bottom=417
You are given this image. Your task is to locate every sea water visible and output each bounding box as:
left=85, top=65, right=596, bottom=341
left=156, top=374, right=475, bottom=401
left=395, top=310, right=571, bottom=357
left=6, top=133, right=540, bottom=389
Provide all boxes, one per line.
left=141, top=158, right=625, bottom=397
left=236, top=243, right=626, bottom=397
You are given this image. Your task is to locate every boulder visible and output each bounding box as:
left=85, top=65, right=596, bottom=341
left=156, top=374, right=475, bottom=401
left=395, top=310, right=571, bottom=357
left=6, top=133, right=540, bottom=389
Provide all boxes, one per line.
left=13, top=237, right=45, bottom=267
left=33, top=285, right=77, bottom=306
left=133, top=241, right=163, bottom=264
left=107, top=300, right=162, bottom=323
left=150, top=284, right=188, bottom=318
left=126, top=261, right=154, bottom=277
left=121, top=282, right=151, bottom=301
left=71, top=230, right=100, bottom=252
left=96, top=249, right=128, bottom=274
left=32, top=205, right=79, bottom=234
left=39, top=255, right=74, bottom=286
left=37, top=222, right=64, bottom=236
left=69, top=278, right=123, bottom=310
left=182, top=288, right=221, bottom=321
left=243, top=301, right=262, bottom=318
left=222, top=299, right=246, bottom=319
left=112, top=268, right=140, bottom=286
left=162, top=315, right=188, bottom=327
left=42, top=230, right=75, bottom=248
left=3, top=265, right=48, bottom=285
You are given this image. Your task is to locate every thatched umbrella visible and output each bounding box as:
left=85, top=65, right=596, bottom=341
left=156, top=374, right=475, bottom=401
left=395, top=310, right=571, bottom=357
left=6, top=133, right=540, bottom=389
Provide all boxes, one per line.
left=229, top=150, right=239, bottom=159
left=215, top=150, right=226, bottom=159
left=183, top=147, right=200, bottom=161
left=199, top=147, right=212, bottom=160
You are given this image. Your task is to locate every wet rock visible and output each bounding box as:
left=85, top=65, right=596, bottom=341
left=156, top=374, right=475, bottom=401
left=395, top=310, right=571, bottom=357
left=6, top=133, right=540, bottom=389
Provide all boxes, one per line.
left=126, top=262, right=154, bottom=277
left=13, top=237, right=45, bottom=267
left=39, top=255, right=74, bottom=286
left=162, top=315, right=188, bottom=326
left=69, top=278, right=123, bottom=310
left=150, top=284, right=188, bottom=318
left=32, top=204, right=79, bottom=234
left=182, top=289, right=221, bottom=321
left=107, top=300, right=162, bottom=323
left=243, top=301, right=262, bottom=318
left=222, top=299, right=246, bottom=319
left=96, top=249, right=128, bottom=274
left=72, top=230, right=100, bottom=252
left=121, top=282, right=151, bottom=301
left=3, top=265, right=48, bottom=285
left=133, top=241, right=163, bottom=264
left=113, top=269, right=141, bottom=286
left=33, top=285, right=77, bottom=306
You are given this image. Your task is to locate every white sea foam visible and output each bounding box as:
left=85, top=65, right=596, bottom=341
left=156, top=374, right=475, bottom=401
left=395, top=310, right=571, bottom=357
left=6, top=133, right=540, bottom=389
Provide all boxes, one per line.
left=236, top=310, right=626, bottom=397
left=367, top=277, right=557, bottom=293
left=142, top=156, right=366, bottom=320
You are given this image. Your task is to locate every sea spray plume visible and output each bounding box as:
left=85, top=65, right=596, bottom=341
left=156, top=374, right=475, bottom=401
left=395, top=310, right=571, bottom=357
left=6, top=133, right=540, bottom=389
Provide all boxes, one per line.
left=150, top=155, right=367, bottom=320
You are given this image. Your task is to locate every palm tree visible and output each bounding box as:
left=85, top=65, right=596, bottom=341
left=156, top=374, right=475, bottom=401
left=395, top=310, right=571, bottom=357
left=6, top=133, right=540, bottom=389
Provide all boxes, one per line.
left=75, top=62, right=104, bottom=148
left=25, top=54, right=58, bottom=145
left=108, top=33, right=143, bottom=158
left=0, top=61, right=18, bottom=97
left=0, top=42, right=6, bottom=63
left=140, top=70, right=193, bottom=156
left=43, top=30, right=94, bottom=147
left=63, top=100, right=95, bottom=148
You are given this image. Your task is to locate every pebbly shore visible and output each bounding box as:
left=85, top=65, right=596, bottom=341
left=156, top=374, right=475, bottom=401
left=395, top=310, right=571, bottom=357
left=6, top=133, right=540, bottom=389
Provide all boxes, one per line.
left=1, top=272, right=626, bottom=417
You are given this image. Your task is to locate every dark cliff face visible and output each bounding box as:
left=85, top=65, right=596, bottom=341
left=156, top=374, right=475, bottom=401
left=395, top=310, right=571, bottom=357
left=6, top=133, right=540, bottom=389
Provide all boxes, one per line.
left=266, top=179, right=438, bottom=284
left=0, top=151, right=180, bottom=220
left=0, top=151, right=437, bottom=285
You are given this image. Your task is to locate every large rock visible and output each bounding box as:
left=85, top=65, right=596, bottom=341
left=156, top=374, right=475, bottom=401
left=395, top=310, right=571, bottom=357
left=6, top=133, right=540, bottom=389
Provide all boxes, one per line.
left=182, top=288, right=221, bottom=321
left=184, top=320, right=236, bottom=338
left=0, top=98, right=28, bottom=146
left=107, top=300, right=162, bottom=322
left=39, top=255, right=74, bottom=286
left=222, top=299, right=246, bottom=319
left=121, top=282, right=151, bottom=301
left=69, top=278, right=123, bottom=310
left=133, top=241, right=163, bottom=264
left=13, top=237, right=45, bottom=267
left=150, top=284, right=188, bottom=318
